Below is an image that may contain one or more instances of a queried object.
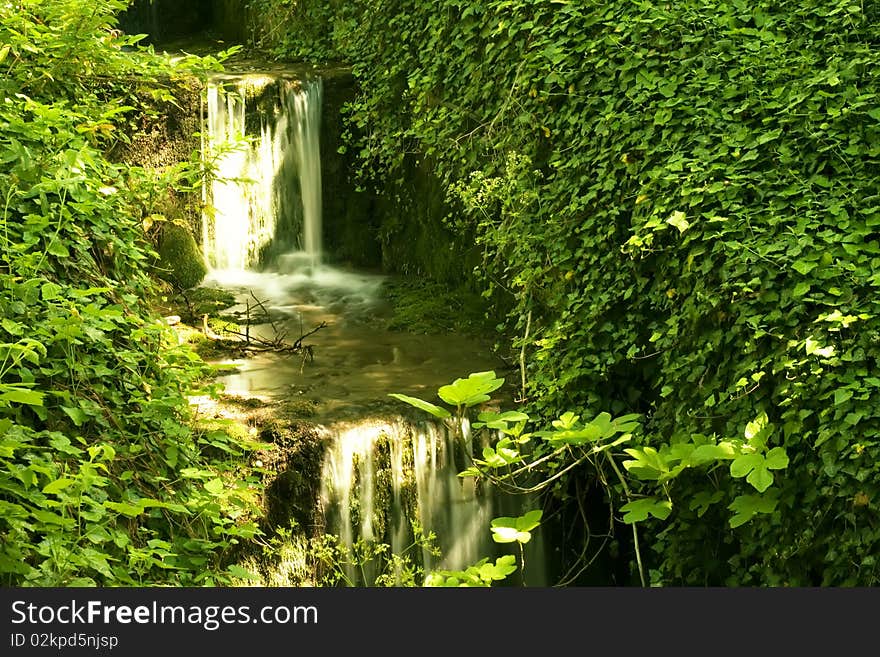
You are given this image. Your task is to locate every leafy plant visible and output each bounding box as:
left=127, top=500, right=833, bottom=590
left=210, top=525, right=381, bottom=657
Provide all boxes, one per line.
left=0, top=0, right=259, bottom=586
left=267, top=0, right=880, bottom=586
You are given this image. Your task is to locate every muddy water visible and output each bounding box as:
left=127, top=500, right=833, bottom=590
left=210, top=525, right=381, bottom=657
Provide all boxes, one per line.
left=201, top=265, right=507, bottom=418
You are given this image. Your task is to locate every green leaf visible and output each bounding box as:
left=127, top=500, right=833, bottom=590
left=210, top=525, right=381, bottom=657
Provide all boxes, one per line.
left=620, top=497, right=673, bottom=524
left=474, top=410, right=529, bottom=430
left=104, top=501, right=145, bottom=517
left=0, top=387, right=45, bottom=406
left=490, top=511, right=542, bottom=544
left=388, top=393, right=452, bottom=419
left=728, top=492, right=779, bottom=528
left=204, top=478, right=225, bottom=495
left=666, top=210, right=690, bottom=233
left=42, top=478, right=75, bottom=495
left=764, top=447, right=789, bottom=470
left=744, top=412, right=772, bottom=447
left=61, top=406, right=88, bottom=426
left=227, top=564, right=260, bottom=581
left=792, top=260, right=817, bottom=275
left=41, top=282, right=62, bottom=300
left=730, top=453, right=763, bottom=478
left=747, top=466, right=774, bottom=493
left=516, top=509, right=543, bottom=532
left=437, top=371, right=504, bottom=407
left=46, top=239, right=70, bottom=258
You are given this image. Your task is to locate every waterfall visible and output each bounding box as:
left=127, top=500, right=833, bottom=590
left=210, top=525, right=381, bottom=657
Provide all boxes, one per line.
left=319, top=417, right=546, bottom=586
left=201, top=73, right=323, bottom=273
left=198, top=71, right=546, bottom=587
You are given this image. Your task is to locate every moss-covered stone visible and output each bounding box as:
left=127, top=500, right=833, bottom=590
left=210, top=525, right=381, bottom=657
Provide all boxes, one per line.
left=156, top=224, right=208, bottom=290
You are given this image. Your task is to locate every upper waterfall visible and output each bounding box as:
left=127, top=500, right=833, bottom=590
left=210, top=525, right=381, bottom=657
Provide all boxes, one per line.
left=201, top=73, right=323, bottom=273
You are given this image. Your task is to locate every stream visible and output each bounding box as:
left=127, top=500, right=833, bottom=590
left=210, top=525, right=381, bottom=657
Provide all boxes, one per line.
left=195, top=66, right=546, bottom=586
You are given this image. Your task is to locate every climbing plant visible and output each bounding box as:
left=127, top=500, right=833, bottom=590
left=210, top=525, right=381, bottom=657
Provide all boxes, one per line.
left=0, top=0, right=260, bottom=585
left=260, top=0, right=880, bottom=586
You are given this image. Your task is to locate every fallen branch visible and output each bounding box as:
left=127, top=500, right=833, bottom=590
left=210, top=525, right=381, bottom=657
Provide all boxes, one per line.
left=200, top=289, right=327, bottom=367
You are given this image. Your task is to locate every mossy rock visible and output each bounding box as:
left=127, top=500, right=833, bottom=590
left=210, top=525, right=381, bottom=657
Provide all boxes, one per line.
left=157, top=224, right=207, bottom=290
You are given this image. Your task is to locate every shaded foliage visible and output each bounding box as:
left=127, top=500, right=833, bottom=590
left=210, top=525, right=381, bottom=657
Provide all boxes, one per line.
left=263, top=0, right=880, bottom=585
left=0, top=0, right=258, bottom=585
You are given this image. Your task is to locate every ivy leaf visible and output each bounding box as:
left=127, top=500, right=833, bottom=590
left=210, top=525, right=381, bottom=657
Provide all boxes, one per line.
left=388, top=393, right=451, bottom=419
left=666, top=210, right=690, bottom=233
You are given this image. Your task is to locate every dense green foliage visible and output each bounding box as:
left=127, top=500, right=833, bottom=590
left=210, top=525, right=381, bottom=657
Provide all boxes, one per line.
left=0, top=0, right=258, bottom=585
left=259, top=0, right=880, bottom=585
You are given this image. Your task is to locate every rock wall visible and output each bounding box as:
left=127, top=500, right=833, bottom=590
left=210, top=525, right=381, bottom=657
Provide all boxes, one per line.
left=319, top=69, right=382, bottom=269
left=118, top=0, right=214, bottom=43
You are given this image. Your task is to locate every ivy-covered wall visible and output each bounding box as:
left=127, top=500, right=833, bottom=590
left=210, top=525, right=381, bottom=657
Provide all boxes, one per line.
left=252, top=0, right=880, bottom=586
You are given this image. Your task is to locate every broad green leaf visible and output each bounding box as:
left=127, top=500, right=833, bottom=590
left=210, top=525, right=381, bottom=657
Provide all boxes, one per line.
left=474, top=410, right=529, bottom=430
left=623, top=447, right=667, bottom=480
left=490, top=512, right=541, bottom=544
left=764, top=447, right=789, bottom=470
left=666, top=210, right=690, bottom=233
left=48, top=433, right=82, bottom=455
left=46, top=239, right=70, bottom=258
left=745, top=413, right=768, bottom=440
left=41, top=282, right=62, bottom=300
left=689, top=490, right=724, bottom=517
left=388, top=393, right=451, bottom=419
left=728, top=492, right=779, bottom=528
left=792, top=260, right=816, bottom=275
left=32, top=509, right=75, bottom=526
left=42, top=478, right=75, bottom=495
left=552, top=412, right=580, bottom=429
left=61, top=406, right=88, bottom=426
left=620, top=497, right=673, bottom=524
left=516, top=509, right=543, bottom=532
left=689, top=442, right=737, bottom=464
left=0, top=387, right=45, bottom=406
left=103, top=501, right=145, bottom=517
left=747, top=466, right=774, bottom=493
left=204, top=478, right=225, bottom=495
left=730, top=453, right=763, bottom=478
left=490, top=525, right=523, bottom=543
left=437, top=371, right=504, bottom=407
left=227, top=564, right=260, bottom=581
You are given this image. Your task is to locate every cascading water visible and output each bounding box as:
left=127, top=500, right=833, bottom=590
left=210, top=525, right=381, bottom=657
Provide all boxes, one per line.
left=318, top=417, right=500, bottom=586
left=202, top=73, right=323, bottom=273
left=200, top=69, right=546, bottom=586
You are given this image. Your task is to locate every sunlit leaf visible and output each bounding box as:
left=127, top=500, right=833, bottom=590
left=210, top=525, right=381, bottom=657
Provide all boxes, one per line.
left=437, top=371, right=504, bottom=407
left=388, top=393, right=451, bottom=419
